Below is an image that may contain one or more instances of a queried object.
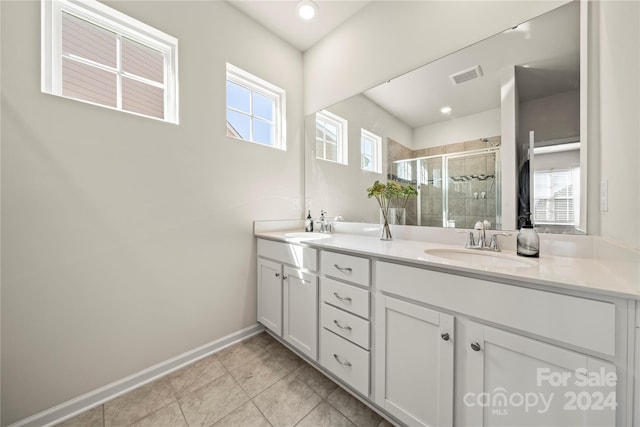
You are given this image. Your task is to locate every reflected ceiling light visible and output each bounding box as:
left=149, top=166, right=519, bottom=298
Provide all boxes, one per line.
left=440, top=106, right=452, bottom=114
left=296, top=0, right=318, bottom=20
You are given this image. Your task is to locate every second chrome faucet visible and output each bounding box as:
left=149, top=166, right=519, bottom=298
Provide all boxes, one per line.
left=464, top=219, right=511, bottom=252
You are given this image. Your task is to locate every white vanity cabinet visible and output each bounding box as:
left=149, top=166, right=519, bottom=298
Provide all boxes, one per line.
left=283, top=267, right=318, bottom=360
left=319, top=250, right=372, bottom=396
left=375, top=260, right=622, bottom=427
left=257, top=257, right=284, bottom=335
left=257, top=239, right=318, bottom=360
left=255, top=234, right=635, bottom=427
left=464, top=321, right=616, bottom=427
left=374, top=295, right=454, bottom=427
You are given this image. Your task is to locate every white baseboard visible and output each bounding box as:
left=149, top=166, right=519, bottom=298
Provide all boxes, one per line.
left=9, top=324, right=264, bottom=427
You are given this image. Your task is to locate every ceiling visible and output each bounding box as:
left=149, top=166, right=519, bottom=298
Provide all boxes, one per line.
left=226, top=0, right=371, bottom=51
left=363, top=1, right=580, bottom=129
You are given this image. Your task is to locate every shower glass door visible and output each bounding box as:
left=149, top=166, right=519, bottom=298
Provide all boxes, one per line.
left=445, top=151, right=497, bottom=229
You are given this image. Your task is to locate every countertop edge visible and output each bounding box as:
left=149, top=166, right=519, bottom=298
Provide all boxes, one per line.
left=254, top=231, right=640, bottom=300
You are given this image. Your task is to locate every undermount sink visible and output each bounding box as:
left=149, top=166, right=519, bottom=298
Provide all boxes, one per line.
left=424, top=248, right=538, bottom=268
left=284, top=232, right=331, bottom=240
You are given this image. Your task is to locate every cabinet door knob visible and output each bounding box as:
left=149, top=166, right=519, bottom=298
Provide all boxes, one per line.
left=275, top=273, right=281, bottom=277
left=470, top=342, right=481, bottom=352
left=282, top=275, right=288, bottom=280
left=333, top=354, right=352, bottom=367
left=441, top=332, right=450, bottom=341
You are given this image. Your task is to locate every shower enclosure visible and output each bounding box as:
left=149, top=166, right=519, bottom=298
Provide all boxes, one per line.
left=391, top=147, right=501, bottom=229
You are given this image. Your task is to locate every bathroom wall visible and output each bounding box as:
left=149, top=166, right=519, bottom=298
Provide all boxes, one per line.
left=597, top=0, right=640, bottom=249
left=0, top=1, right=303, bottom=424
left=412, top=108, right=501, bottom=151
left=518, top=90, right=580, bottom=146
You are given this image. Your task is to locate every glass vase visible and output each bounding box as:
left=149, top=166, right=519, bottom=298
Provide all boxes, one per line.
left=380, top=211, right=393, bottom=240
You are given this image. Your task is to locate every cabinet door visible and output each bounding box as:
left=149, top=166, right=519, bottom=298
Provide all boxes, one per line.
left=283, top=266, right=318, bottom=360
left=375, top=295, right=454, bottom=427
left=257, top=258, right=282, bottom=335
left=465, top=322, right=616, bottom=427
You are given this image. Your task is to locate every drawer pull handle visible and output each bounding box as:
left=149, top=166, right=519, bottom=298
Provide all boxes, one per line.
left=441, top=333, right=450, bottom=341
left=334, top=264, right=353, bottom=273
left=333, top=320, right=352, bottom=331
left=470, top=342, right=481, bottom=352
left=333, top=354, right=352, bottom=367
left=333, top=292, right=352, bottom=303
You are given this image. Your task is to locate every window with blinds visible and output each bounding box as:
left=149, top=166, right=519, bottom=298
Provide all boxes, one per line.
left=42, top=0, right=179, bottom=124
left=533, top=168, right=579, bottom=225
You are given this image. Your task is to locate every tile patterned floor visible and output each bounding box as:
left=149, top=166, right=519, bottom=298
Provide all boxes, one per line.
left=55, top=332, right=396, bottom=427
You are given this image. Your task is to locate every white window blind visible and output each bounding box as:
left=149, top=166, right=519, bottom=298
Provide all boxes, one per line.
left=315, top=110, right=348, bottom=165
left=533, top=169, right=578, bottom=225
left=42, top=0, right=179, bottom=123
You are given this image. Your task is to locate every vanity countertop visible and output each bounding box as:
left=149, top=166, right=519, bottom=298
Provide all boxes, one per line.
left=255, top=230, right=640, bottom=300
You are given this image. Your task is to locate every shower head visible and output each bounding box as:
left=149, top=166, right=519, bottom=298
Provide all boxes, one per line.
left=481, top=137, right=501, bottom=147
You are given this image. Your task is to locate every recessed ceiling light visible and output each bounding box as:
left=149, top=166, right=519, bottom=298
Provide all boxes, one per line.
left=296, top=0, right=318, bottom=20
left=440, top=106, right=452, bottom=114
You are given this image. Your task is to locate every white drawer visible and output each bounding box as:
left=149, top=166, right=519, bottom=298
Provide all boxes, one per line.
left=320, top=328, right=370, bottom=396
left=320, top=277, right=370, bottom=319
left=321, top=251, right=370, bottom=287
left=376, top=261, right=617, bottom=357
left=258, top=239, right=317, bottom=272
left=321, top=303, right=370, bottom=349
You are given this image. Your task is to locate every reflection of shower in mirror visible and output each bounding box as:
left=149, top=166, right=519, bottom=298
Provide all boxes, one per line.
left=391, top=144, right=501, bottom=228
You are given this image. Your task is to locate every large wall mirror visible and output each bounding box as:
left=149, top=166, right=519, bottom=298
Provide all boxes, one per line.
left=304, top=1, right=585, bottom=234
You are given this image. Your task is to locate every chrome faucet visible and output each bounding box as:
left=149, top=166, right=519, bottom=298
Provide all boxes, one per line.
left=464, top=219, right=511, bottom=252
left=317, top=212, right=342, bottom=233
left=318, top=210, right=333, bottom=233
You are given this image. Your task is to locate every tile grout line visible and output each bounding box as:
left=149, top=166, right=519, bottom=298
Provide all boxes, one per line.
left=222, top=355, right=260, bottom=426
left=292, top=398, right=324, bottom=427
left=247, top=400, right=274, bottom=427
left=166, top=374, right=190, bottom=427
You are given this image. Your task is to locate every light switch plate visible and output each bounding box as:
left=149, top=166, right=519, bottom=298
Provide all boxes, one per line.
left=600, top=180, right=608, bottom=212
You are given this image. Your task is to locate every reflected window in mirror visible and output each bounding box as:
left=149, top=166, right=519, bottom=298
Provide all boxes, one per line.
left=316, top=110, right=348, bottom=165
left=361, top=129, right=382, bottom=173
left=533, top=168, right=579, bottom=226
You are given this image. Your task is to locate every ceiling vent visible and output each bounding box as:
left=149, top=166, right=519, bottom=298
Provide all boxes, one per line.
left=449, top=65, right=483, bottom=85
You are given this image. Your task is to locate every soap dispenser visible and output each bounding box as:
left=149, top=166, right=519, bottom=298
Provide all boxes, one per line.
left=517, top=214, right=539, bottom=258
left=305, top=210, right=313, bottom=232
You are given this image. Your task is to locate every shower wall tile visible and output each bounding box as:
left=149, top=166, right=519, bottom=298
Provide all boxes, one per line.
left=487, top=201, right=497, bottom=217
left=465, top=156, right=486, bottom=174
left=427, top=145, right=446, bottom=156
left=465, top=140, right=487, bottom=151
left=446, top=142, right=466, bottom=153
left=428, top=197, right=443, bottom=215
left=487, top=156, right=496, bottom=174
left=466, top=199, right=487, bottom=217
